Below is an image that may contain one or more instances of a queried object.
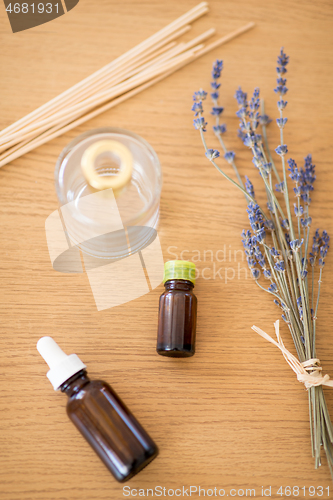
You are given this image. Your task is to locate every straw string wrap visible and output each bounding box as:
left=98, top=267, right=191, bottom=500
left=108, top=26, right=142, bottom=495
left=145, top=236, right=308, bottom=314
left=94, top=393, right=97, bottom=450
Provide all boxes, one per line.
left=252, top=320, right=333, bottom=390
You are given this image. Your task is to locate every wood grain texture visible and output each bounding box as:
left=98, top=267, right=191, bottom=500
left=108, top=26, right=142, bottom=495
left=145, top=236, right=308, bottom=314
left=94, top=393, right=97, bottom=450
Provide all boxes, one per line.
left=1, top=1, right=333, bottom=499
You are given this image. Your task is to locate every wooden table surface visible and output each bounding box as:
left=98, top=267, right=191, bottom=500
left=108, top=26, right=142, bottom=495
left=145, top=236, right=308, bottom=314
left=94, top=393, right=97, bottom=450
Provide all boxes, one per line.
left=1, top=1, right=333, bottom=499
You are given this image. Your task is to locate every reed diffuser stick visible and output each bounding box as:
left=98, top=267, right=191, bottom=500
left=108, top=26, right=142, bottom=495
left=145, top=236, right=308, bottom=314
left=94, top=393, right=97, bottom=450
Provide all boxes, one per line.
left=0, top=29, right=216, bottom=148
left=0, top=4, right=255, bottom=168
left=0, top=3, right=208, bottom=140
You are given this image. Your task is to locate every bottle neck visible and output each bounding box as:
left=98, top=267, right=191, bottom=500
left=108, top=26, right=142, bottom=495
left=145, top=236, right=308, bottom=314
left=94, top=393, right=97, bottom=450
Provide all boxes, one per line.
left=60, top=369, right=90, bottom=397
left=164, top=279, right=194, bottom=291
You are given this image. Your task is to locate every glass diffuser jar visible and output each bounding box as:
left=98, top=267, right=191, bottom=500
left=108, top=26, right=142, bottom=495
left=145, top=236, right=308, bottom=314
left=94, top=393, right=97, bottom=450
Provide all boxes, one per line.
left=54, top=127, right=162, bottom=260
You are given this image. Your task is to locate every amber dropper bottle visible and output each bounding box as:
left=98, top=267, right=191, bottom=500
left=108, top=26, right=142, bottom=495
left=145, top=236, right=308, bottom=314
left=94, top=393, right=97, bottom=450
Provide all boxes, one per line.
left=157, top=260, right=197, bottom=358
left=37, top=337, right=158, bottom=482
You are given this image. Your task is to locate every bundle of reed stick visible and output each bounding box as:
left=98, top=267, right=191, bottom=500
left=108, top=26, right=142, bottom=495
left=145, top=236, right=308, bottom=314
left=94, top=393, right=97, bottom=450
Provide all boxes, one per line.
left=0, top=2, right=254, bottom=168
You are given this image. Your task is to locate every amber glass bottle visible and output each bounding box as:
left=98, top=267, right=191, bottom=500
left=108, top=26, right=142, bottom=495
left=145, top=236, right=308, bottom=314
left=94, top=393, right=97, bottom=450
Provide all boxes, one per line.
left=157, top=260, right=197, bottom=358
left=37, top=337, right=158, bottom=483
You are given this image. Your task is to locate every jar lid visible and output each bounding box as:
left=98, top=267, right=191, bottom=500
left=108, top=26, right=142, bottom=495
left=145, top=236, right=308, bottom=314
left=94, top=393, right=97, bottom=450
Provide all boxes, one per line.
left=81, top=139, right=133, bottom=191
left=163, top=260, right=196, bottom=285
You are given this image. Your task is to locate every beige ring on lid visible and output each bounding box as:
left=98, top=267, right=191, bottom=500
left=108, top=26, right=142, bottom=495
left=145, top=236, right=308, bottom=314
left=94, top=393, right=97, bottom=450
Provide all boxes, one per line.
left=81, top=139, right=133, bottom=191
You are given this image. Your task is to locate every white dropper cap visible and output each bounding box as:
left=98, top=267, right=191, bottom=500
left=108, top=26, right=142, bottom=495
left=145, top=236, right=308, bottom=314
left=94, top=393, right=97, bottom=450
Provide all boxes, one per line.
left=37, top=337, right=87, bottom=391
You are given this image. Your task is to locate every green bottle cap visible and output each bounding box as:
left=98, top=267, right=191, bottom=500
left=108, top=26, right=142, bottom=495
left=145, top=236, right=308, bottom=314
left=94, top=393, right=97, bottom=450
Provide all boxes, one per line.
left=163, top=260, right=196, bottom=285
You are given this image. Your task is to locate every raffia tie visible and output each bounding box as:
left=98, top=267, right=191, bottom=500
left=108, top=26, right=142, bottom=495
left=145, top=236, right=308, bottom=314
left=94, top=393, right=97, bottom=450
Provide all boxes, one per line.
left=252, top=320, right=333, bottom=390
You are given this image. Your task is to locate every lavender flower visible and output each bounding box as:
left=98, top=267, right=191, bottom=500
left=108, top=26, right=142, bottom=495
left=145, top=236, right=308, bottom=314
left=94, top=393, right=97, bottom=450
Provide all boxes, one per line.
left=274, top=260, right=285, bottom=272
left=210, top=60, right=223, bottom=101
left=238, top=126, right=247, bottom=144
left=213, top=124, right=227, bottom=134
left=287, top=155, right=316, bottom=206
left=205, top=149, right=220, bottom=161
left=277, top=99, right=288, bottom=110
left=309, top=229, right=321, bottom=266
left=301, top=154, right=316, bottom=204
left=322, top=230, right=330, bottom=245
left=264, top=219, right=274, bottom=232
left=211, top=107, right=224, bottom=116
left=302, top=257, right=308, bottom=268
left=319, top=231, right=330, bottom=268
left=259, top=114, right=272, bottom=126
left=245, top=176, right=255, bottom=198
left=294, top=204, right=304, bottom=217
left=193, top=117, right=207, bottom=131
left=193, top=90, right=207, bottom=101
left=212, top=59, right=223, bottom=80
left=247, top=203, right=265, bottom=235
left=249, top=88, right=260, bottom=124
left=234, top=87, right=248, bottom=107
left=241, top=230, right=254, bottom=257
left=252, top=268, right=260, bottom=279
left=288, top=158, right=302, bottom=182
left=290, top=239, right=304, bottom=252
left=242, top=231, right=258, bottom=275
left=274, top=49, right=289, bottom=94
left=301, top=217, right=312, bottom=228
left=236, top=107, right=248, bottom=120
left=274, top=83, right=288, bottom=95
left=281, top=219, right=289, bottom=230
left=256, top=227, right=266, bottom=243
left=244, top=133, right=257, bottom=148
left=275, top=145, right=288, bottom=155
left=297, top=296, right=303, bottom=320
left=224, top=151, right=235, bottom=163
left=276, top=118, right=288, bottom=128
left=276, top=48, right=289, bottom=73
left=275, top=182, right=285, bottom=193
left=191, top=102, right=203, bottom=116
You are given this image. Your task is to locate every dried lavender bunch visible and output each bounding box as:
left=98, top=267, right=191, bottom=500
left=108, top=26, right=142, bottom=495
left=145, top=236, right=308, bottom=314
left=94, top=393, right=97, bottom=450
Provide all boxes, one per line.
left=192, top=51, right=333, bottom=477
